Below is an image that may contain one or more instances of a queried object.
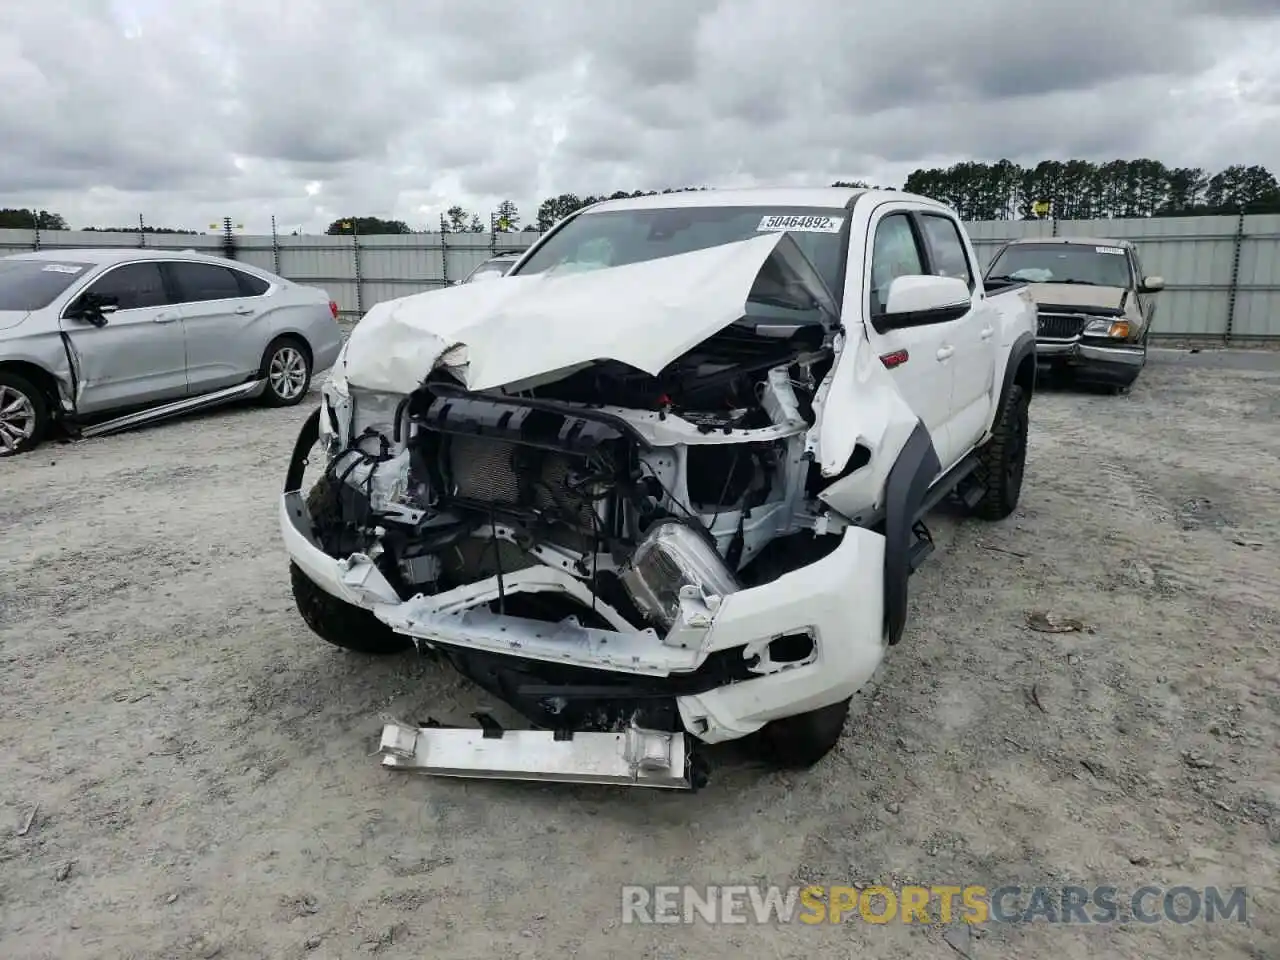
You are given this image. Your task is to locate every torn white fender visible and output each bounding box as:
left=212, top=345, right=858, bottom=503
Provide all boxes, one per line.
left=807, top=330, right=921, bottom=519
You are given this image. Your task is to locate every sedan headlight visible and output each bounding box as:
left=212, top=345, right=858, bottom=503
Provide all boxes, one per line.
left=1084, top=318, right=1131, bottom=338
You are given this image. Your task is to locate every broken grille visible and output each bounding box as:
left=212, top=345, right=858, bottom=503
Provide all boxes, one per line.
left=1037, top=313, right=1088, bottom=340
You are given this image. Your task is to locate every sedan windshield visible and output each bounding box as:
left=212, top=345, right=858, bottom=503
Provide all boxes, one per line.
left=513, top=206, right=849, bottom=299
left=0, top=259, right=93, bottom=310
left=987, top=243, right=1132, bottom=288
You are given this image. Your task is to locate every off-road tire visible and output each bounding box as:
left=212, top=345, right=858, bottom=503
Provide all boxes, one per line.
left=0, top=370, right=50, bottom=457
left=969, top=383, right=1028, bottom=521
left=289, top=480, right=411, bottom=655
left=260, top=336, right=313, bottom=408
left=758, top=697, right=851, bottom=768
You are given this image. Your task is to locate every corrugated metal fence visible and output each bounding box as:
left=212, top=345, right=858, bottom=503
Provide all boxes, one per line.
left=3, top=214, right=1278, bottom=340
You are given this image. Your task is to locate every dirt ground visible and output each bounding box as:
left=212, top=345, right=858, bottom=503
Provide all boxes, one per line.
left=2, top=351, right=1277, bottom=960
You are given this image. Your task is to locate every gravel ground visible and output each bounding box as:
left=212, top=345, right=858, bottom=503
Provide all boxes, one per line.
left=2, top=352, right=1278, bottom=960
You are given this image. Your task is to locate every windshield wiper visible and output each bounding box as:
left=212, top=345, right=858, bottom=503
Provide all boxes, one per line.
left=749, top=293, right=815, bottom=311
left=1051, top=279, right=1101, bottom=285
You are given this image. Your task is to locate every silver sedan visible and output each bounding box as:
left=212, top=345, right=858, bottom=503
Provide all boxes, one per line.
left=0, top=249, right=344, bottom=456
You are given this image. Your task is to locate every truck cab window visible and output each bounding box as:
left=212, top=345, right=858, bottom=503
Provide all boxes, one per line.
left=869, top=214, right=925, bottom=314
left=920, top=215, right=974, bottom=290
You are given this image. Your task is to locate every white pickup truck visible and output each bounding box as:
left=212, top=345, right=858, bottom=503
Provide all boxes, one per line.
left=279, top=187, right=1038, bottom=789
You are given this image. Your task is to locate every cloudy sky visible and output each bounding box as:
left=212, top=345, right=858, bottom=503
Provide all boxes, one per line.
left=2, top=0, right=1278, bottom=234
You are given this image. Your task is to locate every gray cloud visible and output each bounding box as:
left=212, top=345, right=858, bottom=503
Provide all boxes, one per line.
left=1, top=0, right=1276, bottom=233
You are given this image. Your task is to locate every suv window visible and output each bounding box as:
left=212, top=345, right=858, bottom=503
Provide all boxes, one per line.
left=83, top=262, right=171, bottom=311
left=234, top=270, right=270, bottom=296
left=920, top=215, right=974, bottom=290
left=168, top=261, right=244, bottom=303
left=869, top=214, right=925, bottom=314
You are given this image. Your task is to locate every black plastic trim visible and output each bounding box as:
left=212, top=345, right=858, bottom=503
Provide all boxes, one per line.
left=871, top=301, right=970, bottom=333
left=426, top=379, right=655, bottom=449
left=882, top=421, right=941, bottom=646
left=285, top=407, right=320, bottom=492
left=997, top=330, right=1038, bottom=412
left=1037, top=302, right=1124, bottom=318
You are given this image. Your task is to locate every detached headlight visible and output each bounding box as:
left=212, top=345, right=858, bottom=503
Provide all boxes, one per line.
left=1084, top=318, right=1131, bottom=338
left=620, top=522, right=740, bottom=632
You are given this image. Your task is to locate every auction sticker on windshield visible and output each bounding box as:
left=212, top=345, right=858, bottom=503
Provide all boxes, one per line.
left=42, top=264, right=84, bottom=274
left=1095, top=246, right=1125, bottom=255
left=757, top=215, right=845, bottom=233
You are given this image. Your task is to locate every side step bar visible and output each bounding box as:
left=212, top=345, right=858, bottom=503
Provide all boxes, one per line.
left=379, top=718, right=698, bottom=790
left=77, top=379, right=266, bottom=440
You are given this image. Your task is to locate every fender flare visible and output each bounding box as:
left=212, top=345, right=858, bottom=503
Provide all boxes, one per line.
left=285, top=407, right=321, bottom=492
left=882, top=420, right=941, bottom=646
left=992, top=332, right=1037, bottom=428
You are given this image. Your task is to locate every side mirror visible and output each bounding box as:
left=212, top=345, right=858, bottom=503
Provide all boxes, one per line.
left=875, top=275, right=972, bottom=329
left=68, top=293, right=118, bottom=326
left=1140, top=275, right=1164, bottom=292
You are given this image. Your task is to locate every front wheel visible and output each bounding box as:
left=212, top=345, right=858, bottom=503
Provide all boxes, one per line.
left=969, top=383, right=1029, bottom=521
left=260, top=337, right=312, bottom=407
left=289, top=478, right=412, bottom=655
left=757, top=698, right=851, bottom=768
left=0, top=371, right=50, bottom=457
left=290, top=562, right=412, bottom=655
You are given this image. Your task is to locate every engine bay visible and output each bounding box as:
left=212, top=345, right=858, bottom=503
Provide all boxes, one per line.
left=311, top=317, right=840, bottom=647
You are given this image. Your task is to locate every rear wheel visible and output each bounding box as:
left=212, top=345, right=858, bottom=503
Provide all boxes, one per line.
left=969, top=384, right=1028, bottom=521
left=0, top=371, right=49, bottom=457
left=260, top=337, right=312, bottom=407
left=757, top=698, right=851, bottom=768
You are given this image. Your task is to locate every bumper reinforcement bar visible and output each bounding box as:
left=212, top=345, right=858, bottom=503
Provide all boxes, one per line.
left=378, top=717, right=701, bottom=789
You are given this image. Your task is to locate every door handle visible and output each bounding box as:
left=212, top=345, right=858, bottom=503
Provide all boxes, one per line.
left=234, top=305, right=256, bottom=315
left=980, top=327, right=994, bottom=340
left=153, top=312, right=178, bottom=323
left=936, top=346, right=955, bottom=361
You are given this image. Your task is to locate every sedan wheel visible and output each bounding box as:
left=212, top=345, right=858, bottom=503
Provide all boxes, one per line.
left=261, top=339, right=312, bottom=407
left=0, top=374, right=48, bottom=457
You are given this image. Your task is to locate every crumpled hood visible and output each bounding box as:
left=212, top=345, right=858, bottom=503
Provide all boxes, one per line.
left=1024, top=283, right=1128, bottom=312
left=340, top=232, right=830, bottom=395
left=0, top=310, right=31, bottom=333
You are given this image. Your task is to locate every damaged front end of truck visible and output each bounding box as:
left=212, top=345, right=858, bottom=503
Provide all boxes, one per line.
left=280, top=233, right=910, bottom=789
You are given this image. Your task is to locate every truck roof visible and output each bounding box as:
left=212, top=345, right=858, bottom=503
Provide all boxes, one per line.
left=583, top=186, right=951, bottom=215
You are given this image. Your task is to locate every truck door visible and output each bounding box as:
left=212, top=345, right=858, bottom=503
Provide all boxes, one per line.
left=862, top=211, right=960, bottom=466
left=917, top=212, right=994, bottom=459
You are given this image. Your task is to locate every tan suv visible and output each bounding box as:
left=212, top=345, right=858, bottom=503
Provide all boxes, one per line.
left=983, top=237, right=1163, bottom=393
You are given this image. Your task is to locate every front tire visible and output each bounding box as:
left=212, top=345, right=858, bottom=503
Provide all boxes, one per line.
left=970, top=383, right=1029, bottom=521
left=290, top=562, right=412, bottom=655
left=0, top=371, right=49, bottom=457
left=261, top=337, right=312, bottom=407
left=289, top=479, right=411, bottom=655
left=757, top=698, right=851, bottom=768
